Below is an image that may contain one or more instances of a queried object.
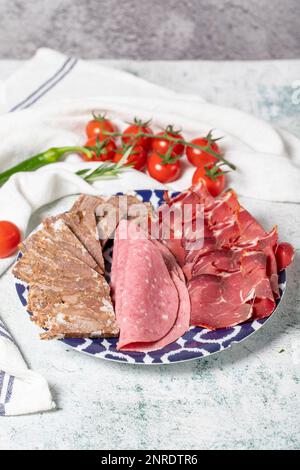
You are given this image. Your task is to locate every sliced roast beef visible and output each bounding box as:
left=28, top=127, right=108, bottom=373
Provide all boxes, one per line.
left=22, top=218, right=100, bottom=274
left=96, top=194, right=152, bottom=245
left=49, top=194, right=152, bottom=272
left=48, top=195, right=105, bottom=273
left=40, top=302, right=118, bottom=340
left=13, top=224, right=119, bottom=340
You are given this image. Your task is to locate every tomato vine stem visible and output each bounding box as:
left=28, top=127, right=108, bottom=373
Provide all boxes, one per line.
left=103, top=131, right=236, bottom=170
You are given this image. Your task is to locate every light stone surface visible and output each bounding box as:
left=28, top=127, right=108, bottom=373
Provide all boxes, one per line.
left=0, top=1, right=300, bottom=60
left=0, top=59, right=299, bottom=450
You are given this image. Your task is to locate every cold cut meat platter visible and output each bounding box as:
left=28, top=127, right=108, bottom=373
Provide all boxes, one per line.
left=14, top=186, right=292, bottom=365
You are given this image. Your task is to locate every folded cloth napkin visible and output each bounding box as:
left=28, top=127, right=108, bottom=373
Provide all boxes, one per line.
left=0, top=48, right=299, bottom=416
left=0, top=319, right=55, bottom=416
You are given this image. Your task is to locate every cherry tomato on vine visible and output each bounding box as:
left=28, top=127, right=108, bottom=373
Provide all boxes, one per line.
left=275, top=242, right=295, bottom=271
left=0, top=221, right=21, bottom=258
left=192, top=165, right=226, bottom=197
left=83, top=136, right=116, bottom=161
left=187, top=132, right=221, bottom=168
left=122, top=118, right=153, bottom=150
left=86, top=113, right=115, bottom=139
left=152, top=126, right=185, bottom=157
left=113, top=144, right=147, bottom=171
left=147, top=152, right=181, bottom=183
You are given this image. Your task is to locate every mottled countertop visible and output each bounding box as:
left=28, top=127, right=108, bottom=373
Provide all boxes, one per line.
left=0, top=60, right=299, bottom=450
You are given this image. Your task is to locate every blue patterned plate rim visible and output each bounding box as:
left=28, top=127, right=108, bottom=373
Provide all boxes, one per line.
left=14, top=189, right=287, bottom=365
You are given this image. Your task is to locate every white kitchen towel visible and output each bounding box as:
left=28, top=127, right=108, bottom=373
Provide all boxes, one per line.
left=0, top=318, right=55, bottom=416
left=1, top=48, right=203, bottom=114
left=0, top=48, right=299, bottom=416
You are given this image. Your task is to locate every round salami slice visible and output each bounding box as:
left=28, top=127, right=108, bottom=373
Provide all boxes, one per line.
left=111, top=220, right=188, bottom=352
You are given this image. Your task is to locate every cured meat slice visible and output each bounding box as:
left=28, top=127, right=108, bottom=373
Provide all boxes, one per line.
left=96, top=195, right=152, bottom=245
left=15, top=243, right=114, bottom=294
left=143, top=240, right=190, bottom=352
left=111, top=220, right=190, bottom=352
left=189, top=252, right=275, bottom=328
left=162, top=183, right=294, bottom=330
left=122, top=239, right=190, bottom=352
left=236, top=210, right=279, bottom=297
left=112, top=220, right=179, bottom=350
left=41, top=302, right=118, bottom=340
left=188, top=249, right=242, bottom=278
left=70, top=194, right=103, bottom=213
left=22, top=219, right=99, bottom=273
left=208, top=189, right=240, bottom=226
left=189, top=277, right=252, bottom=329
left=59, top=194, right=105, bottom=273
left=240, top=252, right=276, bottom=319
left=158, top=189, right=206, bottom=266
left=46, top=194, right=151, bottom=273
left=27, top=282, right=113, bottom=331
left=13, top=226, right=119, bottom=340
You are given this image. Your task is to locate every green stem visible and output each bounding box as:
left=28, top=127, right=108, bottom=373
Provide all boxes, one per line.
left=0, top=146, right=92, bottom=187
left=103, top=131, right=236, bottom=170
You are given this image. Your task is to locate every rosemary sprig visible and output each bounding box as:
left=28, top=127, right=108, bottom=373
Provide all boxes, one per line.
left=76, top=146, right=134, bottom=183
left=76, top=162, right=124, bottom=182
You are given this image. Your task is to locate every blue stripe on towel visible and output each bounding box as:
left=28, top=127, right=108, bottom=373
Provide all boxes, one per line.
left=10, top=56, right=78, bottom=112
left=10, top=56, right=72, bottom=111
left=0, top=329, right=13, bottom=342
left=0, top=321, right=13, bottom=342
left=0, top=324, right=15, bottom=415
left=5, top=376, right=14, bottom=404
left=0, top=371, right=4, bottom=396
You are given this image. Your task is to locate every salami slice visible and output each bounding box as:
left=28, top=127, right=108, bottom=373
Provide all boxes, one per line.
left=111, top=220, right=190, bottom=352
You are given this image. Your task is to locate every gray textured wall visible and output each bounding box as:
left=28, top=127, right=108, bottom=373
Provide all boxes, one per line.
left=1, top=0, right=299, bottom=59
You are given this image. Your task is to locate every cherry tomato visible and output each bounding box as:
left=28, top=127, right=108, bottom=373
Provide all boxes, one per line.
left=147, top=152, right=181, bottom=183
left=275, top=242, right=294, bottom=271
left=0, top=221, right=21, bottom=258
left=152, top=127, right=185, bottom=157
left=122, top=119, right=153, bottom=150
left=83, top=137, right=116, bottom=161
left=113, top=145, right=147, bottom=171
left=86, top=114, right=115, bottom=139
left=192, top=166, right=226, bottom=197
left=187, top=136, right=221, bottom=168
